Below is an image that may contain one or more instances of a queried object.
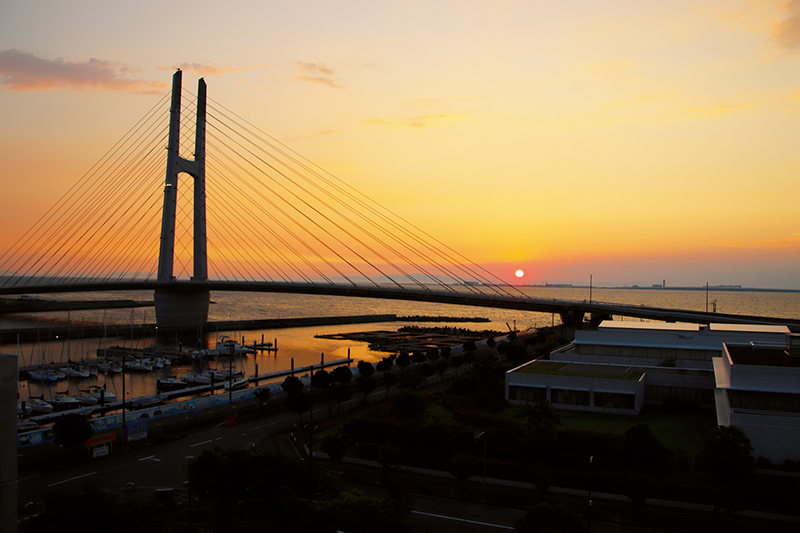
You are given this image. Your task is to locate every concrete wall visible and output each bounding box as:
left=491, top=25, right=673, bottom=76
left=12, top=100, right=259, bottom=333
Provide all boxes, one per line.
left=731, top=410, right=800, bottom=464
left=729, top=364, right=800, bottom=394
left=506, top=369, right=645, bottom=415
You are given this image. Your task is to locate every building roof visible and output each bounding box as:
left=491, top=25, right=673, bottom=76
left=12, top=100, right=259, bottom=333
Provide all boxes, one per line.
left=710, top=324, right=790, bottom=334
left=726, top=344, right=800, bottom=368
left=598, top=321, right=699, bottom=332
left=598, top=321, right=791, bottom=335
left=516, top=360, right=643, bottom=380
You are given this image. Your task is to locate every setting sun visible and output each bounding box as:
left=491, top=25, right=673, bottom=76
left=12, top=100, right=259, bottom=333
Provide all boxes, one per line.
left=515, top=269, right=524, bottom=278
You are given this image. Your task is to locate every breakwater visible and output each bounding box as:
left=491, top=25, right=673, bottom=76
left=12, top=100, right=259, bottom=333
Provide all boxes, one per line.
left=3, top=313, right=493, bottom=343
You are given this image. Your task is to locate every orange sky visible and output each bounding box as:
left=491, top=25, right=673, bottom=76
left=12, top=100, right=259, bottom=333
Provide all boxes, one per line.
left=1, top=1, right=799, bottom=288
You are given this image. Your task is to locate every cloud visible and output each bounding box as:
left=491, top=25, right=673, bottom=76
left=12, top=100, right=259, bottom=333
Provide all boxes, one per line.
left=364, top=113, right=463, bottom=129
left=773, top=0, right=800, bottom=50
left=718, top=233, right=800, bottom=250
left=158, top=62, right=250, bottom=76
left=0, top=50, right=166, bottom=93
left=585, top=58, right=642, bottom=82
left=292, top=61, right=341, bottom=88
left=684, top=103, right=751, bottom=118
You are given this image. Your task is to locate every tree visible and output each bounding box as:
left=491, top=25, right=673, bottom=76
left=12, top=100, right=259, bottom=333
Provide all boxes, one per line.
left=505, top=343, right=531, bottom=366
left=517, top=401, right=560, bottom=453
left=463, top=350, right=476, bottom=369
left=516, top=400, right=561, bottom=428
left=287, top=391, right=311, bottom=422
left=497, top=342, right=508, bottom=359
left=191, top=447, right=256, bottom=511
left=321, top=433, right=349, bottom=472
left=53, top=413, right=92, bottom=448
left=332, top=365, right=352, bottom=385
left=311, top=369, right=332, bottom=415
left=374, top=357, right=395, bottom=397
left=426, top=348, right=440, bottom=363
left=281, top=375, right=304, bottom=396
left=390, top=388, right=428, bottom=416
left=330, top=384, right=352, bottom=414
left=253, top=387, right=271, bottom=412
left=463, top=340, right=477, bottom=353
left=451, top=354, right=464, bottom=374
left=377, top=444, right=400, bottom=485
left=623, top=423, right=664, bottom=470
left=529, top=465, right=558, bottom=502
left=382, top=371, right=396, bottom=399
left=395, top=352, right=411, bottom=374
left=412, top=351, right=427, bottom=364
left=357, top=360, right=375, bottom=380
left=356, top=376, right=377, bottom=403
left=440, top=346, right=452, bottom=360
left=375, top=357, right=392, bottom=374
left=448, top=453, right=478, bottom=498
left=436, top=360, right=448, bottom=379
left=419, top=363, right=435, bottom=383
left=313, top=489, right=406, bottom=533
left=31, top=485, right=161, bottom=533
left=696, top=425, right=754, bottom=482
left=311, top=368, right=331, bottom=390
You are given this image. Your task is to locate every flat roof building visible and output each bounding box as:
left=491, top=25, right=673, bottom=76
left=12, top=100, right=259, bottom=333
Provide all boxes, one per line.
left=713, top=335, right=800, bottom=463
left=506, top=322, right=799, bottom=461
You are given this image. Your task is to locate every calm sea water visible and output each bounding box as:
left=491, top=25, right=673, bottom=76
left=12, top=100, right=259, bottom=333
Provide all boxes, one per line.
left=7, top=286, right=798, bottom=400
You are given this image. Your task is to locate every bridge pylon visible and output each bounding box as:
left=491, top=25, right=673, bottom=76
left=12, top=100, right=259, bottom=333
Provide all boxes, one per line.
left=154, top=70, right=210, bottom=329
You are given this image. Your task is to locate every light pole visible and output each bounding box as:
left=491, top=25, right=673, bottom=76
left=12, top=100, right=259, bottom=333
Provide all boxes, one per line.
left=185, top=455, right=194, bottom=530
left=121, top=351, right=126, bottom=446
left=588, top=455, right=593, bottom=530
left=474, top=430, right=487, bottom=500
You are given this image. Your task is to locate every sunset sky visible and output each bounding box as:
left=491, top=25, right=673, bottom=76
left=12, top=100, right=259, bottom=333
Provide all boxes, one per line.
left=1, top=1, right=799, bottom=289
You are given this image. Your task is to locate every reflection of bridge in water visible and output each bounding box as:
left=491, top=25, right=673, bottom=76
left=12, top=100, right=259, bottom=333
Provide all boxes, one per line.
left=1, top=71, right=797, bottom=330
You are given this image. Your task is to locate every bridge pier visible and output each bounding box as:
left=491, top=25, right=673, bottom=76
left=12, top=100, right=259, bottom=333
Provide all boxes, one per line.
left=560, top=309, right=585, bottom=329
left=154, top=71, right=209, bottom=330
left=154, top=287, right=210, bottom=330
left=589, top=312, right=612, bottom=328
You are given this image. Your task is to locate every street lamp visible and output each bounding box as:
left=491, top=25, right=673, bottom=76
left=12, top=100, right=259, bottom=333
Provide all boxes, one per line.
left=185, top=455, right=194, bottom=530
left=474, top=430, right=487, bottom=500
left=588, top=455, right=593, bottom=530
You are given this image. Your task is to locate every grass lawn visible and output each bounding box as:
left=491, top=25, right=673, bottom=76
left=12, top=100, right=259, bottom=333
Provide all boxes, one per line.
left=556, top=407, right=718, bottom=457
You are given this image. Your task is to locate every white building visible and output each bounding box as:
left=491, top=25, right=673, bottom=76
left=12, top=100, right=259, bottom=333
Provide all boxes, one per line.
left=506, top=321, right=793, bottom=432
left=713, top=335, right=800, bottom=463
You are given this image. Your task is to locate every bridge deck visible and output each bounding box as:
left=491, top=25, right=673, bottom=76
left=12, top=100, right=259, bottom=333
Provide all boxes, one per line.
left=1, top=281, right=798, bottom=329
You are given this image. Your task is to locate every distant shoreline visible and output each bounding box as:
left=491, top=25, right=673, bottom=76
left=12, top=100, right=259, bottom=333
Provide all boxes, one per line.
left=521, top=285, right=800, bottom=293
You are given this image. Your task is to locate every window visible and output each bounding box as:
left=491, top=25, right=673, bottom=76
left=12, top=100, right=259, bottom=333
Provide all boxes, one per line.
left=551, top=388, right=590, bottom=406
left=509, top=386, right=547, bottom=403
left=645, top=385, right=713, bottom=405
left=729, top=390, right=800, bottom=413
left=594, top=391, right=636, bottom=410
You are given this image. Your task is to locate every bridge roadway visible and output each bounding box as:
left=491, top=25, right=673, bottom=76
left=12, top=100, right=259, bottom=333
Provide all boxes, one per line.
left=1, top=280, right=799, bottom=328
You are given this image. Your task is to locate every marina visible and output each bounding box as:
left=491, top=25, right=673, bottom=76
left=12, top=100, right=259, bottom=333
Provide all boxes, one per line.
left=17, top=356, right=354, bottom=435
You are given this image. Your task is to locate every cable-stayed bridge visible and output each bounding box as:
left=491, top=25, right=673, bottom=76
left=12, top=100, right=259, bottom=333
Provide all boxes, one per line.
left=0, top=72, right=795, bottom=329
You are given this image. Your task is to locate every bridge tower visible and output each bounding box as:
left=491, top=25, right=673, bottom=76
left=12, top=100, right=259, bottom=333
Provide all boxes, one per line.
left=154, top=70, right=210, bottom=329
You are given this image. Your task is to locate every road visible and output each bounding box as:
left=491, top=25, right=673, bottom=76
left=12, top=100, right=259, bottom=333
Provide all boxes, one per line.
left=18, top=409, right=530, bottom=532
